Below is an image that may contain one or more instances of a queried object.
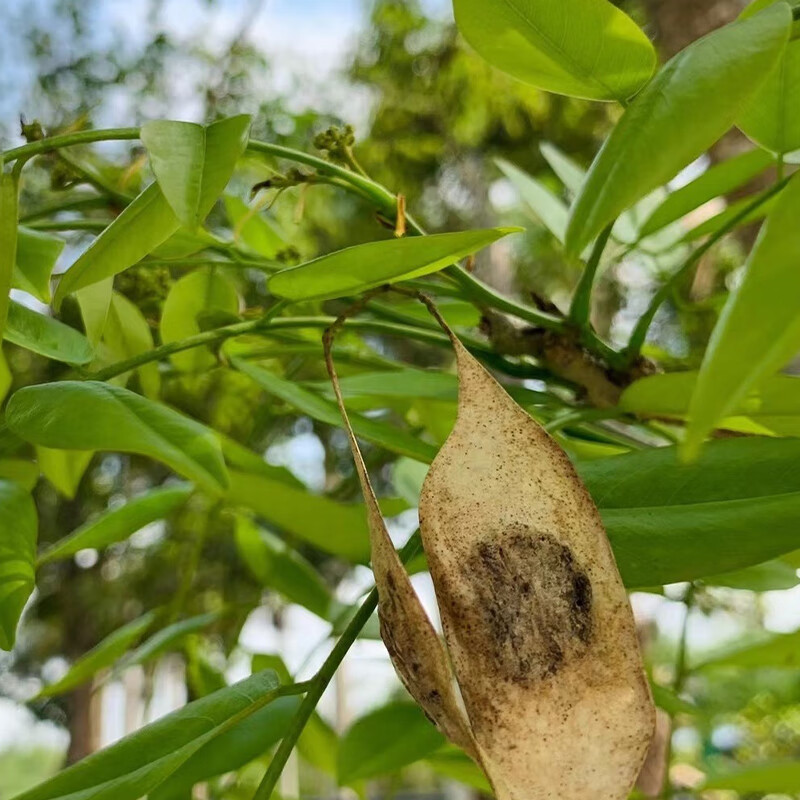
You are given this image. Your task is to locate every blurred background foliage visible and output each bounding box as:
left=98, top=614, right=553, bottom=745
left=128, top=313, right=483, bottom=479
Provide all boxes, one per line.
left=3, top=1, right=800, bottom=799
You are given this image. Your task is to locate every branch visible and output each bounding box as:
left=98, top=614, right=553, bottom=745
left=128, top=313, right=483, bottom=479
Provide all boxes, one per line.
left=252, top=533, right=422, bottom=800
left=482, top=311, right=657, bottom=408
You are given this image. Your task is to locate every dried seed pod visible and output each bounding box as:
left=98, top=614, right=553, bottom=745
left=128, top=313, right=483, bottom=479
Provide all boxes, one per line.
left=323, top=325, right=478, bottom=760
left=324, top=292, right=654, bottom=800
left=419, top=331, right=654, bottom=800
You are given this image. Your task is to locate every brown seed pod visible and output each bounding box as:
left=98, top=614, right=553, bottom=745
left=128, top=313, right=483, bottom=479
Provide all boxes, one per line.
left=419, top=330, right=654, bottom=800
left=324, top=291, right=654, bottom=800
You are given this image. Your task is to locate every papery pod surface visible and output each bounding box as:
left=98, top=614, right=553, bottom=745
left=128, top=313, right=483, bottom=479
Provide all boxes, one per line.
left=418, top=332, right=654, bottom=800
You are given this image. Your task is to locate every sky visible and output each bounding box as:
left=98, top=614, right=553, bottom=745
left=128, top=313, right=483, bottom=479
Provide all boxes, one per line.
left=0, top=0, right=451, bottom=144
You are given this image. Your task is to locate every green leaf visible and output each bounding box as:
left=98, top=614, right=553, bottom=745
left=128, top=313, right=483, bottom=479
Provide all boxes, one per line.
left=621, top=371, right=800, bottom=436
left=150, top=695, right=301, bottom=800
left=310, top=369, right=460, bottom=401
left=338, top=702, right=444, bottom=784
left=38, top=485, right=193, bottom=565
left=103, top=291, right=160, bottom=398
left=140, top=116, right=251, bottom=229
left=392, top=457, right=429, bottom=506
left=0, top=348, right=11, bottom=405
left=13, top=670, right=283, bottom=800
left=639, top=148, right=774, bottom=237
left=685, top=172, right=800, bottom=457
left=233, top=358, right=437, bottom=463
left=267, top=228, right=519, bottom=302
left=121, top=611, right=222, bottom=668
left=5, top=301, right=94, bottom=365
left=234, top=514, right=333, bottom=618
left=452, top=0, right=655, bottom=102
left=0, top=174, right=19, bottom=337
left=426, top=750, right=492, bottom=792
left=704, top=559, right=799, bottom=591
left=216, top=432, right=304, bottom=487
left=151, top=227, right=221, bottom=260
left=226, top=470, right=405, bottom=563
left=579, top=437, right=800, bottom=586
left=565, top=3, right=792, bottom=254
left=15, top=227, right=64, bottom=303
left=54, top=182, right=180, bottom=306
left=160, top=268, right=239, bottom=372
left=682, top=188, right=778, bottom=243
left=76, top=279, right=113, bottom=347
left=37, top=611, right=157, bottom=698
left=704, top=761, right=800, bottom=794
left=0, top=459, right=39, bottom=490
left=297, top=712, right=338, bottom=775
left=698, top=627, right=800, bottom=670
left=540, top=142, right=586, bottom=195
left=245, top=652, right=337, bottom=774
left=5, top=381, right=228, bottom=494
left=495, top=158, right=569, bottom=243
left=0, top=479, right=37, bottom=650
left=650, top=684, right=697, bottom=716
left=36, top=448, right=93, bottom=500
left=370, top=297, right=482, bottom=329
left=737, top=0, right=800, bottom=154
left=224, top=194, right=285, bottom=258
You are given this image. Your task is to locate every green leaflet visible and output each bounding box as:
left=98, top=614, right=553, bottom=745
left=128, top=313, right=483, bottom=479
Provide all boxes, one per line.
left=267, top=228, right=520, bottom=301
left=15, top=227, right=64, bottom=303
left=737, top=0, right=800, bottom=154
left=0, top=349, right=11, bottom=405
left=639, top=148, right=775, bottom=237
left=685, top=172, right=800, bottom=456
left=5, top=300, right=94, bottom=365
left=698, top=627, right=800, bottom=670
left=704, top=761, right=800, bottom=794
left=426, top=750, right=492, bottom=793
left=0, top=174, right=19, bottom=339
left=233, top=358, right=438, bottom=463
left=36, top=611, right=157, bottom=697
left=151, top=227, right=221, bottom=260
left=338, top=702, right=444, bottom=784
left=495, top=158, right=569, bottom=243
left=140, top=115, right=251, bottom=229
left=160, top=268, right=239, bottom=372
left=76, top=278, right=113, bottom=347
left=5, top=381, right=228, bottom=494
left=704, top=559, right=800, bottom=591
left=54, top=182, right=180, bottom=305
left=452, top=0, right=655, bottom=102
left=621, top=370, right=800, bottom=437
left=224, top=194, right=285, bottom=258
left=681, top=188, right=778, bottom=242
left=121, top=611, right=222, bottom=668
left=234, top=513, right=334, bottom=618
left=226, top=469, right=406, bottom=563
left=0, top=459, right=39, bottom=490
left=565, top=3, right=792, bottom=254
left=579, top=437, right=800, bottom=586
left=38, top=484, right=193, bottom=565
left=103, top=291, right=160, bottom=398
left=0, top=479, right=37, bottom=650
left=36, top=448, right=93, bottom=499
left=149, top=695, right=302, bottom=800
left=540, top=141, right=586, bottom=195
left=14, top=670, right=285, bottom=800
